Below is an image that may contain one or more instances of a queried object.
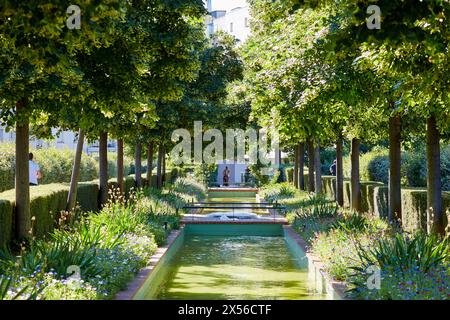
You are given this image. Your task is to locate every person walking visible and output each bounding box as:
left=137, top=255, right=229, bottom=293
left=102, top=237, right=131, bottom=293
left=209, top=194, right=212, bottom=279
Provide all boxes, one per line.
left=29, top=153, right=42, bottom=186
left=330, top=159, right=337, bottom=176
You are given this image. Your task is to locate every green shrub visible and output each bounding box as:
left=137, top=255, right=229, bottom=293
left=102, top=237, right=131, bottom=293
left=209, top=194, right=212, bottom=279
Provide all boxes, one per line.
left=343, top=145, right=450, bottom=191
left=343, top=147, right=389, bottom=183
left=105, top=152, right=133, bottom=178
left=332, top=213, right=368, bottom=233
left=0, top=180, right=103, bottom=246
left=0, top=200, right=13, bottom=247
left=291, top=197, right=339, bottom=242
left=373, top=186, right=388, bottom=219
left=171, top=177, right=206, bottom=201
left=34, top=148, right=98, bottom=185
left=0, top=275, right=43, bottom=300
left=285, top=167, right=294, bottom=183
left=259, top=182, right=298, bottom=202
left=348, top=233, right=450, bottom=299
left=360, top=181, right=385, bottom=213
left=193, top=163, right=217, bottom=187
left=0, top=143, right=99, bottom=192
left=355, top=233, right=449, bottom=273
left=0, top=174, right=200, bottom=300
left=0, top=144, right=15, bottom=192
left=76, top=182, right=99, bottom=212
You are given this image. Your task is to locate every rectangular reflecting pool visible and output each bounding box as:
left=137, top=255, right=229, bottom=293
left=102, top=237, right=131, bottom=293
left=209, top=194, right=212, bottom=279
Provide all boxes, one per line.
left=133, top=224, right=329, bottom=300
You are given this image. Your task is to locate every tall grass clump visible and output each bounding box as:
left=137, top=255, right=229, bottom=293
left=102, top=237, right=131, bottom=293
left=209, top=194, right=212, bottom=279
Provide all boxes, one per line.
left=260, top=182, right=299, bottom=202
left=348, top=233, right=450, bottom=299
left=0, top=182, right=190, bottom=300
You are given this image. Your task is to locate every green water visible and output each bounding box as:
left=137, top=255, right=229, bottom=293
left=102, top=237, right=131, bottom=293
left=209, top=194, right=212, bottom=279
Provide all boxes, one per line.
left=155, top=235, right=325, bottom=300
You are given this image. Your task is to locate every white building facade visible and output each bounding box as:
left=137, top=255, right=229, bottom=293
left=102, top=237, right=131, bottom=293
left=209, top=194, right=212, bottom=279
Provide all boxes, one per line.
left=0, top=126, right=116, bottom=154
left=206, top=0, right=251, bottom=43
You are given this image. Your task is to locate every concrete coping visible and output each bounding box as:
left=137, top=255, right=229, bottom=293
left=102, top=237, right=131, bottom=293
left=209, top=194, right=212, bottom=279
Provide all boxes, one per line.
left=115, top=209, right=348, bottom=300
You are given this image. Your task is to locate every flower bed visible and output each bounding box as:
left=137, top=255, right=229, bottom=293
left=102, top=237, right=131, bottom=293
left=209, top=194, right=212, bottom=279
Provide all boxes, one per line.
left=0, top=177, right=206, bottom=300
left=276, top=187, right=450, bottom=300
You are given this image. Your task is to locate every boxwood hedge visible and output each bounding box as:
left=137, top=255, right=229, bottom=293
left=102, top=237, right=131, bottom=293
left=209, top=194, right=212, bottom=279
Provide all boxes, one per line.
left=0, top=166, right=185, bottom=246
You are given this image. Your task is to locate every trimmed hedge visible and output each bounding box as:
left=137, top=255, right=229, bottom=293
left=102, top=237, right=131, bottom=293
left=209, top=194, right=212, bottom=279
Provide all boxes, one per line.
left=77, top=182, right=100, bottom=212
left=286, top=174, right=450, bottom=233
left=0, top=143, right=136, bottom=193
left=0, top=182, right=101, bottom=243
left=0, top=167, right=185, bottom=246
left=342, top=145, right=450, bottom=191
left=373, top=186, right=388, bottom=219
left=0, top=200, right=13, bottom=246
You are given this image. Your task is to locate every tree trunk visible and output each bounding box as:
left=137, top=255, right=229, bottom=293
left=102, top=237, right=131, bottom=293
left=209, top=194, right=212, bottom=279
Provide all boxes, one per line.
left=299, top=142, right=305, bottom=190
left=147, top=142, right=154, bottom=187
left=117, top=139, right=124, bottom=196
left=162, top=146, right=166, bottom=186
left=156, top=144, right=163, bottom=189
left=307, top=139, right=315, bottom=192
left=99, top=132, right=109, bottom=207
left=314, top=139, right=322, bottom=195
left=15, top=100, right=31, bottom=240
left=427, top=115, right=444, bottom=235
left=135, top=142, right=142, bottom=188
left=67, top=129, right=85, bottom=211
left=350, top=138, right=361, bottom=212
left=293, top=145, right=299, bottom=188
left=388, top=115, right=402, bottom=224
left=336, top=137, right=344, bottom=206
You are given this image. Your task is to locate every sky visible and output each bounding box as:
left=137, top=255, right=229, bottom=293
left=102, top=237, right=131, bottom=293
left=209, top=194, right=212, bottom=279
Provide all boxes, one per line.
left=205, top=0, right=248, bottom=12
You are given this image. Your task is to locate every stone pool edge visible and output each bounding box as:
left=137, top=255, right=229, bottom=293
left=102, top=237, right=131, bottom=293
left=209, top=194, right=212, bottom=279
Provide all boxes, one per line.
left=283, top=226, right=349, bottom=300
left=115, top=227, right=183, bottom=300
left=114, top=224, right=349, bottom=300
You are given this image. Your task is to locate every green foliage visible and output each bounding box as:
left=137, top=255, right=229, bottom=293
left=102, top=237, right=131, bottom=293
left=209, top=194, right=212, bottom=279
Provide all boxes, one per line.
left=343, top=145, right=450, bottom=191
left=171, top=177, right=207, bottom=201
left=0, top=174, right=201, bottom=299
left=0, top=275, right=43, bottom=300
left=35, top=148, right=97, bottom=185
left=286, top=187, right=449, bottom=299
left=347, top=233, right=450, bottom=300
left=295, top=197, right=338, bottom=220
left=193, top=164, right=218, bottom=188
left=0, top=143, right=15, bottom=193
left=0, top=200, right=13, bottom=247
left=259, top=182, right=299, bottom=202
left=0, top=143, right=114, bottom=193
left=355, top=233, right=449, bottom=274
left=248, top=163, right=270, bottom=186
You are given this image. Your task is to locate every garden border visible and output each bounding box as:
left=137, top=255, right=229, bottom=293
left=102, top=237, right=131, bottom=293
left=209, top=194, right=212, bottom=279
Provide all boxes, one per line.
left=283, top=226, right=349, bottom=300
left=261, top=195, right=348, bottom=299
left=115, top=227, right=183, bottom=300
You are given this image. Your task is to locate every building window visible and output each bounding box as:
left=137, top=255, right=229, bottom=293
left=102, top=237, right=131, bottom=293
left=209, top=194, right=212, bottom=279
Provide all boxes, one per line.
left=245, top=17, right=249, bottom=27
left=230, top=22, right=233, bottom=33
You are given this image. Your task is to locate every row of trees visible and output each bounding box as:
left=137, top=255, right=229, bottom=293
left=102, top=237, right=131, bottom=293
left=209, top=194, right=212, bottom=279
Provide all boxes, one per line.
left=0, top=1, right=242, bottom=240
left=241, top=0, right=449, bottom=234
